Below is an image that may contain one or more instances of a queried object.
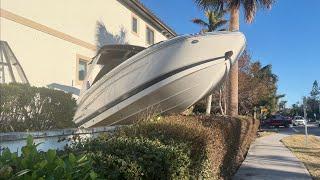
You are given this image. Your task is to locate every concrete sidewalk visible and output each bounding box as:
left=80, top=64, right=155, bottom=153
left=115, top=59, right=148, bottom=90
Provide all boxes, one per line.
left=233, top=133, right=312, bottom=180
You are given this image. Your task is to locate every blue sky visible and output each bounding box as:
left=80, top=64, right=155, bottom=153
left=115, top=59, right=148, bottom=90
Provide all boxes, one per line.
left=141, top=0, right=320, bottom=106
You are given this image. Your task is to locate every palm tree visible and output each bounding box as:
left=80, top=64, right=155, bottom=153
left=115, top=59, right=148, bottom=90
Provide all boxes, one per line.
left=194, top=0, right=275, bottom=117
left=192, top=9, right=227, bottom=115
left=192, top=10, right=227, bottom=32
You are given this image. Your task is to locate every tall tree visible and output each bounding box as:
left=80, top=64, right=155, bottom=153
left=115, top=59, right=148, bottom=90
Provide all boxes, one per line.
left=290, top=102, right=303, bottom=117
left=238, top=54, right=280, bottom=115
left=279, top=100, right=287, bottom=111
left=308, top=80, right=320, bottom=119
left=194, top=0, right=275, bottom=117
left=192, top=9, right=227, bottom=115
left=310, top=80, right=320, bottom=100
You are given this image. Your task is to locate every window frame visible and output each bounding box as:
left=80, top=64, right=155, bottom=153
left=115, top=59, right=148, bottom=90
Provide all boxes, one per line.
left=131, top=14, right=139, bottom=36
left=76, top=54, right=91, bottom=85
left=146, top=25, right=155, bottom=45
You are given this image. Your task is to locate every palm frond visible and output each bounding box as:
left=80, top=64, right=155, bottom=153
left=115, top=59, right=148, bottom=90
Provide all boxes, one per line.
left=211, top=20, right=228, bottom=31
left=191, top=18, right=210, bottom=28
left=228, top=0, right=241, bottom=10
left=194, top=0, right=225, bottom=11
left=216, top=9, right=227, bottom=18
left=206, top=11, right=214, bottom=29
left=243, top=0, right=275, bottom=23
left=205, top=10, right=214, bottom=19
left=259, top=0, right=274, bottom=9
left=243, top=0, right=257, bottom=23
left=192, top=4, right=228, bottom=32
left=194, top=0, right=275, bottom=24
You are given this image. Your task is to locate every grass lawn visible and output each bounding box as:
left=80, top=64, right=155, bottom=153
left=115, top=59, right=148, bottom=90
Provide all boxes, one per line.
left=282, top=135, right=320, bottom=180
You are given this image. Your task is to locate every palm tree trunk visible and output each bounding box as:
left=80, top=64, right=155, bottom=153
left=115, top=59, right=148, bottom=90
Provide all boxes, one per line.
left=227, top=8, right=239, bottom=117
left=206, top=94, right=212, bottom=115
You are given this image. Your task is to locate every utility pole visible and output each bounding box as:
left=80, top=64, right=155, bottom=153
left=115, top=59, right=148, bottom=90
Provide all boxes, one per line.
left=303, top=97, right=308, bottom=146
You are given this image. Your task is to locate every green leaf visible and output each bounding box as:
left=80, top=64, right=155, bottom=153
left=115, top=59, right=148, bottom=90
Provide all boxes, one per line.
left=68, top=153, right=76, bottom=165
left=46, top=149, right=57, bottom=162
left=26, top=135, right=34, bottom=146
left=77, top=154, right=87, bottom=163
left=38, top=160, right=48, bottom=169
left=90, top=171, right=98, bottom=179
left=14, top=169, right=31, bottom=177
left=1, top=148, right=12, bottom=160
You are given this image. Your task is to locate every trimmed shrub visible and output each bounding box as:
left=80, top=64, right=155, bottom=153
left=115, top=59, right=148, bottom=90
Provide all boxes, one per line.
left=117, top=116, right=215, bottom=179
left=0, top=115, right=259, bottom=179
left=0, top=136, right=97, bottom=180
left=0, top=83, right=76, bottom=132
left=117, top=115, right=259, bottom=179
left=71, top=136, right=191, bottom=179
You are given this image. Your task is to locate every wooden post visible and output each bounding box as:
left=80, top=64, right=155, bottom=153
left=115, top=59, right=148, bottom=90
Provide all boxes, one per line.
left=206, top=94, right=212, bottom=115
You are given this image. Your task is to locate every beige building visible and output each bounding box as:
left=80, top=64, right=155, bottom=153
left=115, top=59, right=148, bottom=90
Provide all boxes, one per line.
left=0, top=0, right=176, bottom=94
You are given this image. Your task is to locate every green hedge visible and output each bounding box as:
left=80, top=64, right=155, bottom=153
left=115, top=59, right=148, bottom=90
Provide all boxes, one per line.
left=70, top=135, right=190, bottom=179
left=0, top=83, right=76, bottom=132
left=0, top=115, right=259, bottom=179
left=0, top=136, right=97, bottom=180
left=116, top=116, right=214, bottom=179
left=117, top=115, right=259, bottom=179
left=70, top=115, right=259, bottom=179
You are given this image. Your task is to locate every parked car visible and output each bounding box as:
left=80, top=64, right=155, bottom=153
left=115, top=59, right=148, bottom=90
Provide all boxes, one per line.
left=308, top=118, right=316, bottom=122
left=284, top=116, right=293, bottom=124
left=264, top=115, right=291, bottom=128
left=292, top=116, right=306, bottom=126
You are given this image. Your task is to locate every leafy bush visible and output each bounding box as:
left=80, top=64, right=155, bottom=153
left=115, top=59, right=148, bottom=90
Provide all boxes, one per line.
left=0, top=115, right=259, bottom=179
left=70, top=136, right=190, bottom=179
left=117, top=115, right=260, bottom=179
left=0, top=83, right=76, bottom=132
left=0, top=136, right=97, bottom=179
left=117, top=116, right=215, bottom=179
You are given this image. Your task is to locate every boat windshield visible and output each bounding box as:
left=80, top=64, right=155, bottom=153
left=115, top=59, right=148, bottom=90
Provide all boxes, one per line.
left=83, top=45, right=145, bottom=91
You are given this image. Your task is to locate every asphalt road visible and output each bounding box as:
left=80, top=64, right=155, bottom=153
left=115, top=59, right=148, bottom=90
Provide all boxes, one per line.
left=290, top=124, right=320, bottom=137
left=262, top=123, right=320, bottom=137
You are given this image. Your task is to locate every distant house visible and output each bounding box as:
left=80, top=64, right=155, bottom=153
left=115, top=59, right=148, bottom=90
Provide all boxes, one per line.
left=0, top=0, right=176, bottom=94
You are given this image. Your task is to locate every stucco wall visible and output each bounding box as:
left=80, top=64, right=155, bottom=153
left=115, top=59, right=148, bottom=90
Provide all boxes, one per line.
left=0, top=0, right=169, bottom=89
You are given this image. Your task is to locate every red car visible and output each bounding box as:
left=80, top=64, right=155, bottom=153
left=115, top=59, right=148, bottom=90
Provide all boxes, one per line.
left=264, top=115, right=291, bottom=128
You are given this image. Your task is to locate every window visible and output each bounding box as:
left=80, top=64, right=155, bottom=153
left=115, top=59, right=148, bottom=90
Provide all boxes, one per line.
left=76, top=54, right=90, bottom=85
left=132, top=16, right=138, bottom=34
left=78, top=59, right=87, bottom=81
left=146, top=26, right=154, bottom=45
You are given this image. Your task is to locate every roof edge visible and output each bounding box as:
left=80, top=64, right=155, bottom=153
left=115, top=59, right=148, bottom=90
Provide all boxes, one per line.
left=120, top=0, right=177, bottom=38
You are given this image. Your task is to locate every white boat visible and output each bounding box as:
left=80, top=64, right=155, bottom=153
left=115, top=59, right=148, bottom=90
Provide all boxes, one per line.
left=74, top=31, right=246, bottom=128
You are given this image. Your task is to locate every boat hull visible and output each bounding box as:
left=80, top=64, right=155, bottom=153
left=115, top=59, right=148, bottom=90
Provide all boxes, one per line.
left=74, top=32, right=246, bottom=128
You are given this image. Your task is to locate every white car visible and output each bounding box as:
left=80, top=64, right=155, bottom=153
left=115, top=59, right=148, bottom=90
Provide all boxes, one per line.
left=292, top=116, right=306, bottom=126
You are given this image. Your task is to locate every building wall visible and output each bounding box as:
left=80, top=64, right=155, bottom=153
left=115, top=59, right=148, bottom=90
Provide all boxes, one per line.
left=0, top=0, right=168, bottom=89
